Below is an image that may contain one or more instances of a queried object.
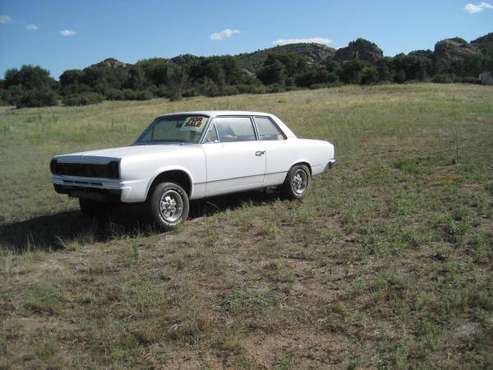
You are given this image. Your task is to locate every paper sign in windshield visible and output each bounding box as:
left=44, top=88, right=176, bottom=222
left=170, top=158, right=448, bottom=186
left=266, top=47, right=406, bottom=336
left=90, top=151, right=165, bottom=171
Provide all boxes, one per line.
left=180, top=116, right=206, bottom=132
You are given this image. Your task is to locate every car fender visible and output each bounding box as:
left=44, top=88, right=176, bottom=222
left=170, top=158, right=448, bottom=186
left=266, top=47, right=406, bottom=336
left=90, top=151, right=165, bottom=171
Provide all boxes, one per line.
left=144, top=165, right=196, bottom=200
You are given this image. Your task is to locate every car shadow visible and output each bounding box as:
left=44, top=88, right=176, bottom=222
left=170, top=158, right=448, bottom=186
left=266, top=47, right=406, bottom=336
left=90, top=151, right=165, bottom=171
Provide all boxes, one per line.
left=0, top=190, right=282, bottom=253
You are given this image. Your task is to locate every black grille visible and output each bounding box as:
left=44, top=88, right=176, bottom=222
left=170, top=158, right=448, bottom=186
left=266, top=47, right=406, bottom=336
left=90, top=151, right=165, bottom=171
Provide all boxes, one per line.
left=50, top=160, right=120, bottom=179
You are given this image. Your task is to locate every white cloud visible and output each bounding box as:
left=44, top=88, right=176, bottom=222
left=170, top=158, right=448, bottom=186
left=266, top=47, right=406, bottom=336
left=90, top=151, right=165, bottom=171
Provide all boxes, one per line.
left=464, top=2, right=493, bottom=13
left=273, top=37, right=332, bottom=46
left=210, top=28, right=240, bottom=41
left=0, top=15, right=12, bottom=24
left=26, top=24, right=38, bottom=31
left=60, top=29, right=77, bottom=37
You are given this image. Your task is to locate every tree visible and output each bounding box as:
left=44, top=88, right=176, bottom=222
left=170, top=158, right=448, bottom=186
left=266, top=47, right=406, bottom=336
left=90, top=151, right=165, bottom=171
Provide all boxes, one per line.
left=257, top=56, right=287, bottom=85
left=17, top=88, right=58, bottom=108
left=166, top=64, right=187, bottom=100
left=295, top=65, right=329, bottom=87
left=126, top=65, right=147, bottom=89
left=60, top=69, right=84, bottom=94
left=3, top=65, right=58, bottom=108
left=361, top=66, right=379, bottom=84
left=339, top=60, right=369, bottom=84
left=4, top=65, right=56, bottom=90
left=376, top=58, right=394, bottom=82
left=325, top=61, right=342, bottom=83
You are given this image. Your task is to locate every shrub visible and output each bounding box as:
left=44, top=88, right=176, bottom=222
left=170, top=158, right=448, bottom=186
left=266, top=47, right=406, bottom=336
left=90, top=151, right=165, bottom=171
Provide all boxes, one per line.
left=265, top=84, right=286, bottom=93
left=361, top=66, right=379, bottom=85
left=200, top=78, right=220, bottom=97
left=155, top=84, right=169, bottom=98
left=62, top=92, right=103, bottom=106
left=432, top=74, right=455, bottom=83
left=219, top=85, right=240, bottom=96
left=182, top=88, right=199, bottom=98
left=121, top=89, right=154, bottom=100
left=167, top=89, right=183, bottom=101
left=105, top=88, right=125, bottom=100
left=16, top=88, right=58, bottom=108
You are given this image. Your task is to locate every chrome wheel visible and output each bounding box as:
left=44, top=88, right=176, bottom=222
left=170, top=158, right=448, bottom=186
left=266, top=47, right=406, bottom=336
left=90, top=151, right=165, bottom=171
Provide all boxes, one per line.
left=291, top=168, right=308, bottom=195
left=159, top=189, right=184, bottom=223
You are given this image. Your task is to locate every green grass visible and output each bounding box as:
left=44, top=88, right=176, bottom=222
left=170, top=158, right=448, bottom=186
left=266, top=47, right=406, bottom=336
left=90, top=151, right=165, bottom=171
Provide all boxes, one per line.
left=0, top=83, right=492, bottom=368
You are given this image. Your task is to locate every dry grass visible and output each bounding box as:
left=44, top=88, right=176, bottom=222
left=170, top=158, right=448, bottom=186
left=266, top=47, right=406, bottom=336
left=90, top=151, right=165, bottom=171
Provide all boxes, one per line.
left=0, top=83, right=492, bottom=369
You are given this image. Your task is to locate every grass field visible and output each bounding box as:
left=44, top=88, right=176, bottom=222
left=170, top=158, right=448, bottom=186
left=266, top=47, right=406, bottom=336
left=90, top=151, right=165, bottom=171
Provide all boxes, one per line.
left=0, top=83, right=492, bottom=369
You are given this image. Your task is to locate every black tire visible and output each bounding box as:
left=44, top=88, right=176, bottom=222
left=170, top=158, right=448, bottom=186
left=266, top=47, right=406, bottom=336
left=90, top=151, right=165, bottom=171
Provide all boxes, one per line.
left=79, top=198, right=108, bottom=218
left=280, top=164, right=311, bottom=200
left=149, top=182, right=189, bottom=231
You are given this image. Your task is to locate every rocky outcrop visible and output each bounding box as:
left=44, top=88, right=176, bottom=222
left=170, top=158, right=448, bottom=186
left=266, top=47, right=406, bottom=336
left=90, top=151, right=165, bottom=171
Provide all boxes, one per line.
left=408, top=49, right=433, bottom=58
left=98, top=58, right=126, bottom=67
left=434, top=38, right=480, bottom=59
left=273, top=43, right=336, bottom=63
left=334, top=38, right=383, bottom=64
left=471, top=32, right=493, bottom=52
left=170, top=54, right=199, bottom=65
left=236, top=43, right=336, bottom=72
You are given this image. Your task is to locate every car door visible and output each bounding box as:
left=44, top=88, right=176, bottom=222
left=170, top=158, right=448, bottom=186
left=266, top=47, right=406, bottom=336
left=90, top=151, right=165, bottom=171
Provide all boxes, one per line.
left=253, top=115, right=294, bottom=186
left=202, top=116, right=266, bottom=196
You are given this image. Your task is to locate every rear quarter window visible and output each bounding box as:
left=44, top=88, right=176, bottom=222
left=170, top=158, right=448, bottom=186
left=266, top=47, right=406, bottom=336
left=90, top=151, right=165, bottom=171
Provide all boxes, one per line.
left=254, top=116, right=286, bottom=141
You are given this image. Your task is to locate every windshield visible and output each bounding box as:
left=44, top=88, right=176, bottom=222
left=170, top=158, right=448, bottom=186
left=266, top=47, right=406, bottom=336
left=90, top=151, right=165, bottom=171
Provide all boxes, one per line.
left=134, top=114, right=209, bottom=144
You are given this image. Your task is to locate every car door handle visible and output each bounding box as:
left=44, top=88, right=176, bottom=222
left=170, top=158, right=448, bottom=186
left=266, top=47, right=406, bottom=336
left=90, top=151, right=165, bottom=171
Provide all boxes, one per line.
left=255, top=150, right=266, bottom=156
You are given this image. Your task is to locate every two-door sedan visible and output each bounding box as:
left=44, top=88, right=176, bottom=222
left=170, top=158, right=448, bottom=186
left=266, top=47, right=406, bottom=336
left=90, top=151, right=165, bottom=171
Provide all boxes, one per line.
left=50, top=111, right=336, bottom=229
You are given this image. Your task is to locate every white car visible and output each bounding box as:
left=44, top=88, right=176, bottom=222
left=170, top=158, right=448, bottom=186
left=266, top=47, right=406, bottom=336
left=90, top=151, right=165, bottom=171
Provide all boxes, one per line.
left=51, top=111, right=335, bottom=229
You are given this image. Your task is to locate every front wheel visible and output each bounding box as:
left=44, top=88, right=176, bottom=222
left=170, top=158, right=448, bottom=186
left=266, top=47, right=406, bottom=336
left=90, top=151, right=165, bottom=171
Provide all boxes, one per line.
left=149, top=182, right=189, bottom=231
left=280, top=164, right=311, bottom=200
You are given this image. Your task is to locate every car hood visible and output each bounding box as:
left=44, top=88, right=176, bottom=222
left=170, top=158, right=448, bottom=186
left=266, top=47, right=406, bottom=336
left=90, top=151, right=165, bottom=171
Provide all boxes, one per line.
left=54, top=144, right=194, bottom=164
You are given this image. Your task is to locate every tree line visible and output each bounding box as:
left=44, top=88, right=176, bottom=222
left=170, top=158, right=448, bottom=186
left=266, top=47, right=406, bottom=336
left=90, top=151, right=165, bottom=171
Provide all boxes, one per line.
left=1, top=36, right=492, bottom=108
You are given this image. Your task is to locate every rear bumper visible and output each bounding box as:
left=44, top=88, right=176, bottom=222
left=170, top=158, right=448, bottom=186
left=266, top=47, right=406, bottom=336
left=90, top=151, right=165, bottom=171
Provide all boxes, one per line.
left=324, top=159, right=336, bottom=171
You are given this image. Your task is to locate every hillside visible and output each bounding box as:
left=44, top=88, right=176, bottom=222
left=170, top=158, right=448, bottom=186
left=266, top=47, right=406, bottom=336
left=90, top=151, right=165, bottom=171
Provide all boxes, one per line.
left=1, top=84, right=492, bottom=368
left=235, top=43, right=336, bottom=72
left=1, top=32, right=492, bottom=108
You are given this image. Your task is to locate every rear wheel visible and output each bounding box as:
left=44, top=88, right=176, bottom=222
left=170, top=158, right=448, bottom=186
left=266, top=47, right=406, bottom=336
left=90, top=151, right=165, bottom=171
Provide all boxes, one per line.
left=149, top=182, right=189, bottom=230
left=280, top=164, right=311, bottom=200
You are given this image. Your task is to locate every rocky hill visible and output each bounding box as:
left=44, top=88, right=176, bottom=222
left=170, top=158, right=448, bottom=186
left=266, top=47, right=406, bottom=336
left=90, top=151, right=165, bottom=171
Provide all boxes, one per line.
left=92, top=58, right=128, bottom=68
left=434, top=37, right=480, bottom=59
left=471, top=32, right=493, bottom=52
left=334, top=38, right=383, bottom=64
left=235, top=43, right=336, bottom=72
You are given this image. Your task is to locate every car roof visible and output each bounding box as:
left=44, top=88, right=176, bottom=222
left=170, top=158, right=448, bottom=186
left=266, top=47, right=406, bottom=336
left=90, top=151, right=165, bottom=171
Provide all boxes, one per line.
left=157, top=110, right=277, bottom=118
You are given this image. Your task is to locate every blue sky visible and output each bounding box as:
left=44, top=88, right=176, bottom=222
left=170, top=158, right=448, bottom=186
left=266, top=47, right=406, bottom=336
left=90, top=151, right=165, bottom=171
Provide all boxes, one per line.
left=0, top=0, right=492, bottom=79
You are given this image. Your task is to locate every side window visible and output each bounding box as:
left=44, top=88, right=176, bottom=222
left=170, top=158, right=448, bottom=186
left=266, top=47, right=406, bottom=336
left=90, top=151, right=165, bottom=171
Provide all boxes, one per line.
left=254, top=116, right=286, bottom=141
left=214, top=117, right=256, bottom=142
left=203, top=123, right=218, bottom=143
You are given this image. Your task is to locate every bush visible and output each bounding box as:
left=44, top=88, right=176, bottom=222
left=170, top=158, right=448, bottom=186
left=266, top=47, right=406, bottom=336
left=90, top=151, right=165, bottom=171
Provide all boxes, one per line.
left=167, top=89, right=183, bottom=101
left=16, top=88, right=58, bottom=108
left=182, top=88, right=199, bottom=98
left=219, top=85, right=240, bottom=96
left=236, top=84, right=266, bottom=94
left=121, top=89, right=154, bottom=100
left=361, top=66, right=379, bottom=85
left=105, top=88, right=125, bottom=100
left=155, top=84, right=170, bottom=98
left=62, top=92, right=104, bottom=106
left=432, top=74, right=455, bottom=83
left=265, top=84, right=286, bottom=93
